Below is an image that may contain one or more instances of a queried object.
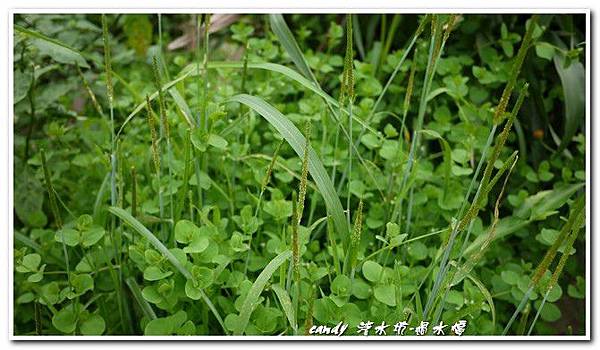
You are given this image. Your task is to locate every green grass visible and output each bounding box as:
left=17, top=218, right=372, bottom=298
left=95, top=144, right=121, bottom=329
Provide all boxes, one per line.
left=13, top=13, right=586, bottom=336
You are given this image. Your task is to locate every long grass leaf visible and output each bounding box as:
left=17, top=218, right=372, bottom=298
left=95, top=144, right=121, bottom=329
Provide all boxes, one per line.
left=109, top=207, right=189, bottom=278
left=121, top=61, right=382, bottom=143
left=234, top=250, right=292, bottom=335
left=14, top=24, right=89, bottom=68
left=420, top=130, right=452, bottom=198
left=269, top=14, right=316, bottom=82
left=553, top=46, right=585, bottom=153
left=168, top=88, right=195, bottom=127
left=107, top=206, right=226, bottom=333
left=125, top=277, right=157, bottom=320
left=271, top=284, right=297, bottom=333
left=465, top=273, right=496, bottom=331
left=227, top=94, right=350, bottom=239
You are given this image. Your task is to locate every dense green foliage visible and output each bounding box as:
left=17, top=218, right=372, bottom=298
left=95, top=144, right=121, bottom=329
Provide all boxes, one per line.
left=13, top=13, right=586, bottom=336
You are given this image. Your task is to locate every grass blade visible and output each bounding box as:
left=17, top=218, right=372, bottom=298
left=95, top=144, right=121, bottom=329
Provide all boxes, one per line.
left=14, top=24, right=89, bottom=68
left=234, top=250, right=292, bottom=335
left=465, top=273, right=496, bottom=331
left=107, top=206, right=227, bottom=333
left=227, top=94, right=350, bottom=240
left=121, top=61, right=383, bottom=144
left=168, top=88, right=194, bottom=127
left=109, top=207, right=189, bottom=277
left=269, top=14, right=316, bottom=82
left=41, top=149, right=71, bottom=289
left=419, top=130, right=452, bottom=199
left=125, top=277, right=157, bottom=321
left=271, top=284, right=297, bottom=333
left=553, top=47, right=585, bottom=154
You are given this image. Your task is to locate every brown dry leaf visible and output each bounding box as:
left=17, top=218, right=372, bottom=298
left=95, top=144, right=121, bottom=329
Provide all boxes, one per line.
left=167, top=14, right=240, bottom=51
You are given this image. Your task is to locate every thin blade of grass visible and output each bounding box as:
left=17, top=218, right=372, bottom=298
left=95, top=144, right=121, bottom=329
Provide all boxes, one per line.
left=234, top=250, right=292, bottom=335
left=121, top=61, right=383, bottom=143
left=41, top=149, right=71, bottom=290
left=15, top=24, right=89, bottom=68
left=227, top=94, right=350, bottom=240
left=373, top=14, right=427, bottom=121
left=168, top=88, right=195, bottom=127
left=466, top=273, right=496, bottom=330
left=109, top=207, right=189, bottom=277
left=107, top=206, right=227, bottom=333
left=419, top=130, right=452, bottom=198
left=125, top=277, right=157, bottom=321
left=391, top=14, right=450, bottom=224
left=269, top=14, right=316, bottom=82
left=553, top=44, right=585, bottom=154
left=271, top=284, right=297, bottom=334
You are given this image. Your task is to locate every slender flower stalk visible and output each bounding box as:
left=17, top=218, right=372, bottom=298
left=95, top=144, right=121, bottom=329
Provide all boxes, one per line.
left=504, top=195, right=585, bottom=335
left=76, top=65, right=104, bottom=117
left=340, top=14, right=355, bottom=227
left=130, top=166, right=137, bottom=218
left=41, top=149, right=71, bottom=291
left=527, top=209, right=584, bottom=335
left=145, top=95, right=164, bottom=234
left=152, top=55, right=174, bottom=240
left=244, top=139, right=285, bottom=273
left=344, top=199, right=364, bottom=279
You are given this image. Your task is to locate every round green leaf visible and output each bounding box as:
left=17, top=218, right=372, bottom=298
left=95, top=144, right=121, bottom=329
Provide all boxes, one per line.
left=185, top=279, right=203, bottom=300
left=537, top=301, right=562, bottom=322
left=174, top=220, right=201, bottom=244
left=546, top=285, right=563, bottom=303
left=52, top=304, right=78, bottom=334
left=373, top=285, right=396, bottom=306
left=81, top=227, right=105, bottom=247
left=183, top=236, right=209, bottom=254
left=144, top=317, right=173, bottom=335
left=141, top=286, right=163, bottom=304
left=331, top=275, right=351, bottom=296
left=80, top=314, right=106, bottom=335
left=362, top=260, right=383, bottom=283
left=351, top=278, right=371, bottom=299
left=55, top=228, right=80, bottom=247
left=446, top=290, right=464, bottom=306
left=208, top=133, right=228, bottom=150
left=191, top=266, right=213, bottom=289
left=71, top=273, right=94, bottom=296
left=143, top=266, right=173, bottom=281
left=535, top=42, right=555, bottom=60
left=501, top=270, right=520, bottom=285
left=407, top=241, right=428, bottom=261
left=20, top=253, right=41, bottom=272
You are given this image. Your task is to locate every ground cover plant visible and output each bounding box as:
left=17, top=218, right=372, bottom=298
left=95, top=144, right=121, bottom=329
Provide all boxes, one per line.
left=12, top=13, right=587, bottom=336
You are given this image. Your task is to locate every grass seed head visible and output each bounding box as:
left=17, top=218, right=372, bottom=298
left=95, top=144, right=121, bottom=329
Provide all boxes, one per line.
left=532, top=195, right=585, bottom=285
left=291, top=191, right=300, bottom=279
left=101, top=14, right=114, bottom=103
left=145, top=95, right=161, bottom=174
left=297, top=121, right=312, bottom=226
left=339, top=14, right=355, bottom=105
left=493, top=15, right=538, bottom=125
left=76, top=65, right=104, bottom=117
left=548, top=210, right=585, bottom=291
left=260, top=139, right=284, bottom=195
left=347, top=199, right=364, bottom=271
left=152, top=55, right=170, bottom=140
